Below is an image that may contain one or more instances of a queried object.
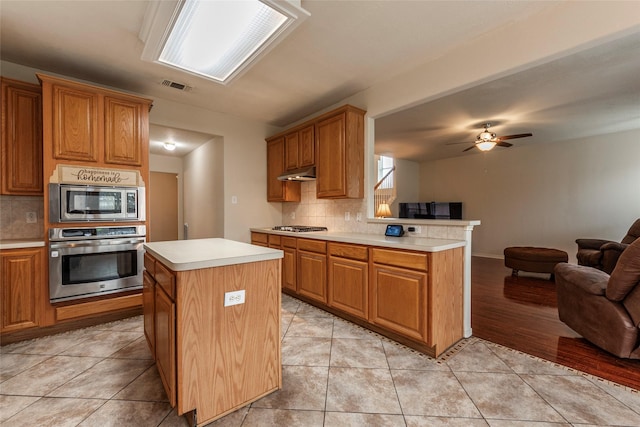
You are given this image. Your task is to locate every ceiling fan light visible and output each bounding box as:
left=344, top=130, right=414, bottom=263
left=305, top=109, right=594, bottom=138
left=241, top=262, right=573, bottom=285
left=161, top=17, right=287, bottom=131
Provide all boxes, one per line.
left=478, top=130, right=495, bottom=141
left=476, top=140, right=496, bottom=151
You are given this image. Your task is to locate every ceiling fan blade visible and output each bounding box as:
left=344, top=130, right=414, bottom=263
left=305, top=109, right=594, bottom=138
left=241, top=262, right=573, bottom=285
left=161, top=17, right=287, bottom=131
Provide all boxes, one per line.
left=496, top=141, right=513, bottom=148
left=498, top=133, right=532, bottom=140
left=462, top=145, right=476, bottom=152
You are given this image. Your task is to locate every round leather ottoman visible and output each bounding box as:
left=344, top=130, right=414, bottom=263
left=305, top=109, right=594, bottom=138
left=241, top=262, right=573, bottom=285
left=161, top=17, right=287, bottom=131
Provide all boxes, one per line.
left=504, top=246, right=568, bottom=280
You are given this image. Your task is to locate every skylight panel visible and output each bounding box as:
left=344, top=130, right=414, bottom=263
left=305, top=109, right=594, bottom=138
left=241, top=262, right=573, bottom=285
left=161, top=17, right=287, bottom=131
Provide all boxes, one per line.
left=140, top=0, right=310, bottom=85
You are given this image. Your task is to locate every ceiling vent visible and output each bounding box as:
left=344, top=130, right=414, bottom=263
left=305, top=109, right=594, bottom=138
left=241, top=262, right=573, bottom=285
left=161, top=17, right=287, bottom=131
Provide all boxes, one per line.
left=161, top=79, right=193, bottom=92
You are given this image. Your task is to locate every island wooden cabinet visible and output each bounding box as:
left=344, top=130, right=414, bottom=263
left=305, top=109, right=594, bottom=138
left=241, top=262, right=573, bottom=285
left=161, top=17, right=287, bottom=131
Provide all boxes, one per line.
left=315, top=105, right=365, bottom=199
left=284, top=125, right=314, bottom=171
left=143, top=247, right=281, bottom=425
left=143, top=253, right=176, bottom=406
left=266, top=137, right=301, bottom=202
left=0, top=247, right=43, bottom=333
left=297, top=238, right=327, bottom=304
left=1, top=78, right=43, bottom=195
left=328, top=242, right=368, bottom=320
left=38, top=73, right=152, bottom=167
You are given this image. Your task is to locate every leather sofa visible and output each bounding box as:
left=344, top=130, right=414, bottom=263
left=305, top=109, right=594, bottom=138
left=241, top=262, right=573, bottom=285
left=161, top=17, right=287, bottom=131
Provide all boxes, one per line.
left=556, top=237, right=640, bottom=359
left=576, top=218, right=640, bottom=274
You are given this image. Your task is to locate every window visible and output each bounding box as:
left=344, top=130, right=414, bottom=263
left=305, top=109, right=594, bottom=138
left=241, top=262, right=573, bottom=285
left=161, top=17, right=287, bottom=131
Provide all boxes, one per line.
left=377, top=156, right=394, bottom=189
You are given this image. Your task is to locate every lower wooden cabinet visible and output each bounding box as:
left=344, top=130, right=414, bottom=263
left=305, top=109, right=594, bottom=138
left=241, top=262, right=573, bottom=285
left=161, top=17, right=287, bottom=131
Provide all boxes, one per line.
left=282, top=245, right=297, bottom=292
left=297, top=239, right=327, bottom=304
left=370, top=264, right=427, bottom=342
left=0, top=247, right=43, bottom=333
left=328, top=243, right=368, bottom=320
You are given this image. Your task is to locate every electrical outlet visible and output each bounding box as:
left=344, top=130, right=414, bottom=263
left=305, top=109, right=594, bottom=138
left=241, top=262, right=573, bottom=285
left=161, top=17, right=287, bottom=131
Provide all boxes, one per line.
left=25, top=212, right=37, bottom=224
left=344, top=212, right=350, bottom=221
left=411, top=225, right=422, bottom=233
left=224, top=290, right=245, bottom=307
left=290, top=212, right=296, bottom=220
left=231, top=196, right=238, bottom=204
left=356, top=212, right=362, bottom=222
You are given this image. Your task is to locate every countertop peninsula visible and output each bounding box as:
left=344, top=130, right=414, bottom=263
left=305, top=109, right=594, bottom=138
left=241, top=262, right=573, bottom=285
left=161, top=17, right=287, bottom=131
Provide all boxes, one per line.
left=250, top=228, right=466, bottom=252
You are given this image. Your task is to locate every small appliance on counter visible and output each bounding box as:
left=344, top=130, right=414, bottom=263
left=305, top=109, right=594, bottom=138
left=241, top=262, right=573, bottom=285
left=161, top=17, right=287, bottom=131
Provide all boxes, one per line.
left=385, top=224, right=405, bottom=237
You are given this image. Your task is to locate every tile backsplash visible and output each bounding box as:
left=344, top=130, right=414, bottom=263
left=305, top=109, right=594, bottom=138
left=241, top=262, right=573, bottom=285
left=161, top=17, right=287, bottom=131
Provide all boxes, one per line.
left=0, top=195, right=45, bottom=239
left=280, top=182, right=469, bottom=240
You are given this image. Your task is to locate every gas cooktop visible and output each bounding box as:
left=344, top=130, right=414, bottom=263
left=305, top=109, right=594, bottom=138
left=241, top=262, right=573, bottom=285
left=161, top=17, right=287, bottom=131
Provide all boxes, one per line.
left=272, top=225, right=328, bottom=233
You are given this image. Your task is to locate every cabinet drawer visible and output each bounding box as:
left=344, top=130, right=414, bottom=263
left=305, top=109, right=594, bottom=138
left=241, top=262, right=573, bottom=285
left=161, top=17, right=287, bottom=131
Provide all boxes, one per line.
left=268, top=234, right=281, bottom=247
left=371, top=248, right=428, bottom=271
left=282, top=237, right=297, bottom=248
left=155, top=261, right=176, bottom=300
left=143, top=252, right=155, bottom=276
left=251, top=232, right=269, bottom=246
left=297, top=238, right=327, bottom=254
left=329, top=242, right=368, bottom=261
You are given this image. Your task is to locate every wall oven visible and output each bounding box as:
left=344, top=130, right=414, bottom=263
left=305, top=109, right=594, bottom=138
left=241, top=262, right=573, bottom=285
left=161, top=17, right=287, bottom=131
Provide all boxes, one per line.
left=49, top=183, right=145, bottom=222
left=49, top=225, right=146, bottom=302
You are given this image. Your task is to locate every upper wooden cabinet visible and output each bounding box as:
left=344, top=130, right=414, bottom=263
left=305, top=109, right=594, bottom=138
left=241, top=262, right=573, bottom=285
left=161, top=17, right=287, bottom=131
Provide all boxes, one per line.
left=266, top=137, right=301, bottom=202
left=265, top=104, right=365, bottom=201
left=1, top=78, right=43, bottom=195
left=285, top=125, right=314, bottom=171
left=50, top=83, right=99, bottom=162
left=316, top=105, right=365, bottom=199
left=104, top=95, right=147, bottom=166
left=38, top=73, right=152, bottom=168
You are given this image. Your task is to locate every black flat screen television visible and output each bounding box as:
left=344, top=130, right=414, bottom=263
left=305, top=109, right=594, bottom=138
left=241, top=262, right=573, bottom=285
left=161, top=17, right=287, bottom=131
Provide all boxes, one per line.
left=399, top=202, right=462, bottom=220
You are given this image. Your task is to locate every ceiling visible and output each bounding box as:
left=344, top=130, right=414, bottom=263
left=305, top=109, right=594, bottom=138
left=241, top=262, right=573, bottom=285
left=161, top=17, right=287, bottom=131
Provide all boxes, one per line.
left=1, top=1, right=639, bottom=161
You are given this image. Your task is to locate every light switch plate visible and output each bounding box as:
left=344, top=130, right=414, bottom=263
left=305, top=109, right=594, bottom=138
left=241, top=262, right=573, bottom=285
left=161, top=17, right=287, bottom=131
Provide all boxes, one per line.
left=224, top=290, right=245, bottom=307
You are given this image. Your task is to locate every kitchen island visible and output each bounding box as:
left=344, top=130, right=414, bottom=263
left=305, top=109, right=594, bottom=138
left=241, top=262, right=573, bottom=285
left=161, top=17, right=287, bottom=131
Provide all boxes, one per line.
left=250, top=228, right=468, bottom=357
left=143, top=238, right=283, bottom=427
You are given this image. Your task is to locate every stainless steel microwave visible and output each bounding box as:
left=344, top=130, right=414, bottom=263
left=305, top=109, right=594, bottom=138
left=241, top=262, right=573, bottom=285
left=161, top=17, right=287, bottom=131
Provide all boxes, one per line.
left=49, top=184, right=145, bottom=222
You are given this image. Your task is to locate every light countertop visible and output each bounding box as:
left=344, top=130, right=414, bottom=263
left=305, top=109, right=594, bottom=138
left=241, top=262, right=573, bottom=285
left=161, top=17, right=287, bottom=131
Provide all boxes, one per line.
left=250, top=228, right=466, bottom=252
left=0, top=239, right=46, bottom=250
left=144, top=238, right=283, bottom=272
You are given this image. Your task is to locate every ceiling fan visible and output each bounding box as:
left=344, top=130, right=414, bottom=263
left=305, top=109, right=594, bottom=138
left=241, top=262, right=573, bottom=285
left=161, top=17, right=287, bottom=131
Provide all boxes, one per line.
left=463, top=123, right=532, bottom=152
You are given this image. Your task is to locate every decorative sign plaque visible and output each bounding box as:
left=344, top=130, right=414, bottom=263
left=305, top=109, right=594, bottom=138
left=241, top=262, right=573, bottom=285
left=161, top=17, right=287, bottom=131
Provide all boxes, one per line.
left=56, top=165, right=141, bottom=187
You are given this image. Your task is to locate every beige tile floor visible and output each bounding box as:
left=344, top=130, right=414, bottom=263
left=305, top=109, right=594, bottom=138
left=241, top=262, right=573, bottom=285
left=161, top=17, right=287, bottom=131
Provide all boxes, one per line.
left=2, top=294, right=640, bottom=427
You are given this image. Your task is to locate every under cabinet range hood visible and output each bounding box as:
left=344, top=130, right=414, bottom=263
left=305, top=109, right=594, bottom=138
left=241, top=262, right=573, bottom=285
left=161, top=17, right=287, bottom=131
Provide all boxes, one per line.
left=277, top=166, right=316, bottom=181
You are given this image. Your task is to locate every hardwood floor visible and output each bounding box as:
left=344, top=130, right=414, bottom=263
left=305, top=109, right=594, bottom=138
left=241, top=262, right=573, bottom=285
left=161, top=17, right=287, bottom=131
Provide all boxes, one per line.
left=471, top=256, right=640, bottom=390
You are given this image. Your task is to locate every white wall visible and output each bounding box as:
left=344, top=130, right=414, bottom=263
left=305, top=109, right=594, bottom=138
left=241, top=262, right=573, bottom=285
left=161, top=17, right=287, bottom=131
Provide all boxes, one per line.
left=393, top=158, right=420, bottom=217
left=418, top=129, right=640, bottom=261
left=183, top=137, right=224, bottom=239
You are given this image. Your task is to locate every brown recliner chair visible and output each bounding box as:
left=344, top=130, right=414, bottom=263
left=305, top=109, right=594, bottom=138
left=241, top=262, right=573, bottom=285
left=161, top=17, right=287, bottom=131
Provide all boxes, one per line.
left=576, top=218, right=640, bottom=274
left=556, top=237, right=640, bottom=359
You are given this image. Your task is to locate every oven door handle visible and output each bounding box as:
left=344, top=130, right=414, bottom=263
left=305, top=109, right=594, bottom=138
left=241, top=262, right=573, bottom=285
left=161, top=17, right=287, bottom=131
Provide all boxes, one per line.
left=50, top=237, right=146, bottom=249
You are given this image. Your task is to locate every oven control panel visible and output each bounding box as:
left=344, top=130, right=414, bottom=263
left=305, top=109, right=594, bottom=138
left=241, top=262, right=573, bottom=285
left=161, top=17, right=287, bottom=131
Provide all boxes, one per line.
left=49, top=225, right=146, bottom=241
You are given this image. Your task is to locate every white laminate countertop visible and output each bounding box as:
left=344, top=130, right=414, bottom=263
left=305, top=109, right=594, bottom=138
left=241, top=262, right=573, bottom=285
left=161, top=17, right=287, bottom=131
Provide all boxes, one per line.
left=250, top=228, right=466, bottom=252
left=144, top=238, right=283, bottom=272
left=0, top=239, right=46, bottom=250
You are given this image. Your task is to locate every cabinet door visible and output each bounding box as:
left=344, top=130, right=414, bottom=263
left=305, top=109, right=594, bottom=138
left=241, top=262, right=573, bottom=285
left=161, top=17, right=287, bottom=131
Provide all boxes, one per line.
left=104, top=96, right=145, bottom=166
left=297, top=250, right=327, bottom=303
left=1, top=79, right=43, bottom=195
left=0, top=248, right=42, bottom=333
left=266, top=138, right=300, bottom=202
left=298, top=125, right=315, bottom=168
left=142, top=271, right=155, bottom=358
left=370, top=264, right=428, bottom=343
left=52, top=83, right=99, bottom=162
left=328, top=256, right=368, bottom=320
left=316, top=113, right=346, bottom=198
left=282, top=246, right=297, bottom=292
left=155, top=286, right=176, bottom=406
left=284, top=132, right=299, bottom=171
